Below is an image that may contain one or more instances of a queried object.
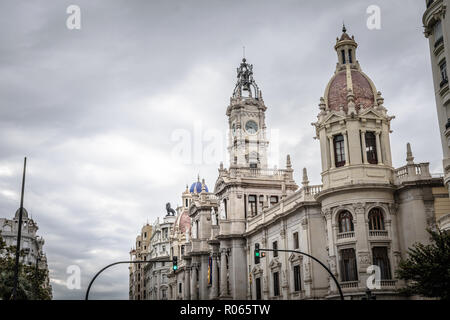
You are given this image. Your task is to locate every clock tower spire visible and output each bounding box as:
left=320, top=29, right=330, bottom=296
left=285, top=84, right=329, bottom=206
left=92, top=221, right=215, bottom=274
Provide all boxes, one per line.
left=226, top=58, right=269, bottom=168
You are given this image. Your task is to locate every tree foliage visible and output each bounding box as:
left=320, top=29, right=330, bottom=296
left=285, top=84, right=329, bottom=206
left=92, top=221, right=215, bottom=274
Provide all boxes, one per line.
left=396, top=229, right=450, bottom=300
left=0, top=232, right=51, bottom=300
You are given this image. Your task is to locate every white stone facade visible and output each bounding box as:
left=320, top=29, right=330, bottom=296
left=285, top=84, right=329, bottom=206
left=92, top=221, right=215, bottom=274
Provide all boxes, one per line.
left=0, top=208, right=52, bottom=298
left=423, top=0, right=450, bottom=231
left=133, top=27, right=447, bottom=300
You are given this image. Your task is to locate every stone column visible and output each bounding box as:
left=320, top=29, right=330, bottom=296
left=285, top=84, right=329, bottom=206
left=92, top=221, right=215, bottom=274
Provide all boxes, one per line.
left=375, top=131, right=383, bottom=165
left=328, top=136, right=335, bottom=168
left=361, top=130, right=368, bottom=164
left=343, top=131, right=350, bottom=166
left=200, top=255, right=209, bottom=300
left=184, top=266, right=191, bottom=300
left=211, top=253, right=219, bottom=299
left=190, top=263, right=198, bottom=300
left=220, top=249, right=228, bottom=297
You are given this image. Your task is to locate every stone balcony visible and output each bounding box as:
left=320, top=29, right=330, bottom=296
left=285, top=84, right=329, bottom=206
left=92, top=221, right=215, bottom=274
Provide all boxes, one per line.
left=338, top=279, right=397, bottom=293
left=245, top=184, right=322, bottom=233
left=336, top=231, right=355, bottom=241
left=228, top=167, right=293, bottom=180
left=393, top=163, right=432, bottom=185
left=368, top=230, right=388, bottom=238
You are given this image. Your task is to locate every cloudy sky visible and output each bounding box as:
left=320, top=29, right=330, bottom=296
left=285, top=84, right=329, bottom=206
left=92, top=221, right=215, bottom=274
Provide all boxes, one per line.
left=0, top=1, right=440, bottom=299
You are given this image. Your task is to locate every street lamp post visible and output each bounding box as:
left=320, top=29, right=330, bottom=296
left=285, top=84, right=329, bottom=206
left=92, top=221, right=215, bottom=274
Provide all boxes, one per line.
left=85, top=258, right=172, bottom=300
left=10, top=157, right=27, bottom=300
left=258, top=248, right=344, bottom=300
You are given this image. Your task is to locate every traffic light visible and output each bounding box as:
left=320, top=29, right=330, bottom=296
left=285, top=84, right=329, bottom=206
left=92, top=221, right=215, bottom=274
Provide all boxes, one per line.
left=172, top=256, right=178, bottom=271
left=254, top=243, right=260, bottom=264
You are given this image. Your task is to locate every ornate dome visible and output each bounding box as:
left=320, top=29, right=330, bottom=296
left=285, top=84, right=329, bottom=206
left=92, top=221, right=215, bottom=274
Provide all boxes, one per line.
left=14, top=207, right=28, bottom=219
left=323, top=25, right=377, bottom=113
left=326, top=69, right=376, bottom=112
left=189, top=180, right=208, bottom=193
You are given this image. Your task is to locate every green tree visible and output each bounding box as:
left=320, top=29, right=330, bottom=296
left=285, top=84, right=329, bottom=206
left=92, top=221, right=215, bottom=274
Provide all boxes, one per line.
left=0, top=232, right=51, bottom=300
left=396, top=229, right=450, bottom=300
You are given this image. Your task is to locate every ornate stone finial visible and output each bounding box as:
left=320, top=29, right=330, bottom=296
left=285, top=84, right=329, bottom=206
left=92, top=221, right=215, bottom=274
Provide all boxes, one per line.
left=201, top=178, right=206, bottom=192
left=219, top=162, right=224, bottom=170
left=197, top=174, right=200, bottom=182
left=302, top=167, right=309, bottom=187
left=286, top=154, right=292, bottom=169
left=319, top=97, right=326, bottom=111
left=342, top=22, right=347, bottom=33
left=406, top=142, right=414, bottom=164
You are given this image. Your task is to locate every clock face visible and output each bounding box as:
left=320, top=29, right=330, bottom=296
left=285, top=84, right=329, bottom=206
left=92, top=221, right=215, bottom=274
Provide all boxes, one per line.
left=245, top=120, right=258, bottom=134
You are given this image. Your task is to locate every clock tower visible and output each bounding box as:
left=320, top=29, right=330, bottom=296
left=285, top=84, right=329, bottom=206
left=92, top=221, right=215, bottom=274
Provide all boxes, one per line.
left=226, top=58, right=269, bottom=169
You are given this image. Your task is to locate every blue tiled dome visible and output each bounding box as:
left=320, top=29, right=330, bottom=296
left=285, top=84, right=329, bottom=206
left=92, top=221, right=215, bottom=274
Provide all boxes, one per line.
left=190, top=181, right=208, bottom=193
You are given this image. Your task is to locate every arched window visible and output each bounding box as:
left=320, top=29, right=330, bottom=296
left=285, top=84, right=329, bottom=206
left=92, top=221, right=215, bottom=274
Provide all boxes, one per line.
left=368, top=208, right=385, bottom=230
left=365, top=132, right=378, bottom=164
left=334, top=134, right=346, bottom=167
left=338, top=211, right=354, bottom=233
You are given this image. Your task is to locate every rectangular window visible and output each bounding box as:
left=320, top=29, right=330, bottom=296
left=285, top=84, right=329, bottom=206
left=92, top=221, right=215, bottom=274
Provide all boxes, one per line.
left=179, top=282, right=182, bottom=294
left=341, top=49, right=346, bottom=64
left=372, top=247, right=392, bottom=280
left=434, top=20, right=443, bottom=46
left=365, top=131, right=378, bottom=164
left=249, top=195, right=257, bottom=216
left=294, top=265, right=301, bottom=292
left=334, top=134, right=346, bottom=167
left=273, top=272, right=280, bottom=296
left=270, top=196, right=279, bottom=206
left=273, top=241, right=278, bottom=257
left=340, top=248, right=358, bottom=282
left=223, top=199, right=228, bottom=219
left=348, top=49, right=353, bottom=63
left=256, top=277, right=262, bottom=300
left=259, top=195, right=264, bottom=211
left=440, top=60, right=448, bottom=86
left=293, top=232, right=299, bottom=249
left=244, top=195, right=247, bottom=219
left=181, top=245, right=185, bottom=256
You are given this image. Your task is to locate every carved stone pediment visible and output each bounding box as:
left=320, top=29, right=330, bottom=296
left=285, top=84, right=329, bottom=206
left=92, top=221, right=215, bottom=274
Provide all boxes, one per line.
left=252, top=265, right=263, bottom=275
left=358, top=108, right=383, bottom=120
left=321, top=112, right=346, bottom=125
left=269, top=258, right=281, bottom=270
left=288, top=252, right=302, bottom=263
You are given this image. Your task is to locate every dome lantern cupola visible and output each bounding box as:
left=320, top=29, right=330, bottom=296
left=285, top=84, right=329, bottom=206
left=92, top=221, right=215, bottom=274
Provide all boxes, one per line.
left=335, top=23, right=359, bottom=71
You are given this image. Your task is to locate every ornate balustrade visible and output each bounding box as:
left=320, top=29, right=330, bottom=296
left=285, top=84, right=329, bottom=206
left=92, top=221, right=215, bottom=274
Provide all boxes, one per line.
left=340, top=281, right=359, bottom=289
left=369, top=230, right=388, bottom=237
left=394, top=163, right=432, bottom=184
left=336, top=231, right=355, bottom=240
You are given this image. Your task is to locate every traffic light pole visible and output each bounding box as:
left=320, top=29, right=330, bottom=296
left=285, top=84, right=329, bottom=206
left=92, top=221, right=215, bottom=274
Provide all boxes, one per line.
left=258, top=248, right=344, bottom=300
left=85, top=259, right=171, bottom=300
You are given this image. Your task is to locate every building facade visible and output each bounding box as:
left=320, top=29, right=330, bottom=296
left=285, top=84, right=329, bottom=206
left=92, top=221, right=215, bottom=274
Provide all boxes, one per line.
left=132, top=26, right=449, bottom=300
left=423, top=0, right=450, bottom=231
left=0, top=208, right=52, bottom=298
left=129, top=223, right=152, bottom=300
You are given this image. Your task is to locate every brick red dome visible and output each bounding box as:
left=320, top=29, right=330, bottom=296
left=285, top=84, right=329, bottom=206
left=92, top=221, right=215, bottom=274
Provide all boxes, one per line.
left=327, top=70, right=375, bottom=112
